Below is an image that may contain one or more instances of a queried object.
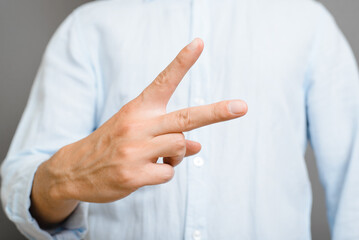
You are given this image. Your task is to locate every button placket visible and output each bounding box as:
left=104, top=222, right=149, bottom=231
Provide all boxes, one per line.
left=192, top=230, right=202, bottom=240
left=193, top=156, right=204, bottom=167
left=184, top=0, right=211, bottom=239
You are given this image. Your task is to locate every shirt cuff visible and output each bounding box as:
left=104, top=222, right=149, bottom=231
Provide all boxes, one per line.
left=2, top=157, right=88, bottom=240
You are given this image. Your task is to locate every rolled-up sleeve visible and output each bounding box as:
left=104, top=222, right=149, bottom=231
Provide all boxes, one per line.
left=306, top=4, right=359, bottom=240
left=1, top=8, right=96, bottom=240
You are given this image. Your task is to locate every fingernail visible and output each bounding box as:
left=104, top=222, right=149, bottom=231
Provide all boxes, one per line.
left=187, top=38, right=199, bottom=51
left=228, top=101, right=247, bottom=115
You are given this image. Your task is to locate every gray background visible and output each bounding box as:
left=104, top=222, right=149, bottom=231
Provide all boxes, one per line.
left=0, top=0, right=358, bottom=239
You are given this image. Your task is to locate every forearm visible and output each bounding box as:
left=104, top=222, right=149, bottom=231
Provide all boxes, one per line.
left=30, top=150, right=79, bottom=229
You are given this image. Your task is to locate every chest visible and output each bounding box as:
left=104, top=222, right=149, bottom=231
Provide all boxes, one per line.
left=95, top=1, right=311, bottom=128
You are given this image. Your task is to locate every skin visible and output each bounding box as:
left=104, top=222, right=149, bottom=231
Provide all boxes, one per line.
left=30, top=38, right=248, bottom=228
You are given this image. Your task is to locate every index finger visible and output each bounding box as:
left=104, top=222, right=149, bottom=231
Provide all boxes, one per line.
left=151, top=100, right=248, bottom=135
left=140, top=38, right=204, bottom=107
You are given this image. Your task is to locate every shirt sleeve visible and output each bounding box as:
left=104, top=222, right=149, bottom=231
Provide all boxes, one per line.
left=306, top=4, right=359, bottom=240
left=1, top=8, right=97, bottom=240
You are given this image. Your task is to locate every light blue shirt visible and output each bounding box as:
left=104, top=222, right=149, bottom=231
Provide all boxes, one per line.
left=2, top=0, right=359, bottom=239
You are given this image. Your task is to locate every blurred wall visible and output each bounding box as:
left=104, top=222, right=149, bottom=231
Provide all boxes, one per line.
left=0, top=0, right=358, bottom=239
left=0, top=1, right=89, bottom=239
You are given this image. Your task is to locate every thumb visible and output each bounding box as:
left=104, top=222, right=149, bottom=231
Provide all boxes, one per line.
left=185, top=140, right=202, bottom=157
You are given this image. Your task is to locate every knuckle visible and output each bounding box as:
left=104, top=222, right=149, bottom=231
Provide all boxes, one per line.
left=118, top=123, right=132, bottom=135
left=117, top=145, right=134, bottom=159
left=117, top=101, right=138, bottom=119
left=175, top=55, right=186, bottom=69
left=173, top=134, right=186, bottom=155
left=114, top=158, right=143, bottom=190
left=116, top=167, right=134, bottom=185
left=155, top=70, right=169, bottom=87
left=211, top=102, right=226, bottom=121
left=118, top=122, right=139, bottom=136
left=176, top=109, right=191, bottom=130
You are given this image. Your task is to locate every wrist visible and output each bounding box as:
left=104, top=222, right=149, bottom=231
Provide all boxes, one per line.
left=44, top=147, right=74, bottom=202
left=30, top=147, right=79, bottom=227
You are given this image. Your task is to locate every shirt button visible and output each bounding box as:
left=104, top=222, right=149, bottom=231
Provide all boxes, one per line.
left=193, top=156, right=204, bottom=167
left=192, top=230, right=201, bottom=240
left=194, top=97, right=205, bottom=105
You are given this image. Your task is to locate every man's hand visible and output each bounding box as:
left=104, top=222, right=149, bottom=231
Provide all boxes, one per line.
left=30, top=38, right=248, bottom=227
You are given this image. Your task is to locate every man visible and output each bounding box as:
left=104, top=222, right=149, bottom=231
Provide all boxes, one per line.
left=1, top=0, right=359, bottom=239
